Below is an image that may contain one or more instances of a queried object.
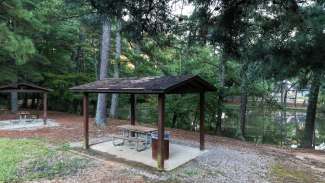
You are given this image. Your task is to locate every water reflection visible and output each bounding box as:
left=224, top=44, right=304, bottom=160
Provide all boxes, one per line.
left=117, top=105, right=325, bottom=150
left=222, top=108, right=325, bottom=149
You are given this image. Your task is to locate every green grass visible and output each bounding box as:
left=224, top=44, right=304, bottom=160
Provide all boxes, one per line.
left=183, top=169, right=199, bottom=177
left=271, top=163, right=317, bottom=183
left=0, top=138, right=88, bottom=182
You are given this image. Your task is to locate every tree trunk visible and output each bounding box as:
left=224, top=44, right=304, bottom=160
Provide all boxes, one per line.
left=31, top=94, right=37, bottom=109
left=239, top=84, right=248, bottom=140
left=294, top=89, right=298, bottom=107
left=95, top=16, right=111, bottom=126
left=172, top=111, right=178, bottom=128
left=280, top=87, right=288, bottom=146
left=10, top=91, right=18, bottom=113
left=280, top=82, right=284, bottom=105
left=92, top=38, right=99, bottom=80
left=22, top=93, right=28, bottom=108
left=216, top=55, right=226, bottom=134
left=133, top=41, right=141, bottom=70
left=110, top=18, right=121, bottom=118
left=216, top=96, right=223, bottom=134
left=301, top=70, right=322, bottom=148
left=239, top=63, right=249, bottom=140
left=75, top=27, right=85, bottom=73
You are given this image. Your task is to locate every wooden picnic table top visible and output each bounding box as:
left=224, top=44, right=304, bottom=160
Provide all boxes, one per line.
left=18, top=111, right=31, bottom=115
left=117, top=124, right=157, bottom=133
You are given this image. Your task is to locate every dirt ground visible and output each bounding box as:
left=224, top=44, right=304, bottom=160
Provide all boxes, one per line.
left=1, top=111, right=325, bottom=182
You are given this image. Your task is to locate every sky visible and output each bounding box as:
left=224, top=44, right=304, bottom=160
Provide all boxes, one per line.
left=170, top=0, right=194, bottom=16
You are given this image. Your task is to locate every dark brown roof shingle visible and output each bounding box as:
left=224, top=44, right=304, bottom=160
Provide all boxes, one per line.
left=70, top=75, right=216, bottom=94
left=0, top=83, right=52, bottom=93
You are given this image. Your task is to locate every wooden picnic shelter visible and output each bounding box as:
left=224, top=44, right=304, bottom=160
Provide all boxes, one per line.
left=0, top=83, right=52, bottom=123
left=70, top=75, right=217, bottom=170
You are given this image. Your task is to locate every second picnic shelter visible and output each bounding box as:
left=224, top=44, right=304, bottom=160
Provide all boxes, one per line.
left=0, top=82, right=52, bottom=123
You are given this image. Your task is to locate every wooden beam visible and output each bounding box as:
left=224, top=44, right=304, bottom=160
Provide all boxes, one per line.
left=130, top=94, right=135, bottom=125
left=83, top=93, right=89, bottom=149
left=0, top=89, right=47, bottom=93
left=157, top=94, right=165, bottom=170
left=200, top=92, right=205, bottom=151
left=43, top=93, right=48, bottom=125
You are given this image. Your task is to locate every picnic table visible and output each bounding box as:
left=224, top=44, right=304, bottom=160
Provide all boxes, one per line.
left=17, top=111, right=38, bottom=122
left=113, top=125, right=157, bottom=151
left=18, top=111, right=30, bottom=120
left=0, top=107, right=8, bottom=114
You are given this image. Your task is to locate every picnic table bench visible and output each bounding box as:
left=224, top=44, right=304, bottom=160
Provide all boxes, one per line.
left=113, top=125, right=157, bottom=152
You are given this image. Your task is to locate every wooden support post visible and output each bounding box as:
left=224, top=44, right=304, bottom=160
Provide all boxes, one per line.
left=200, top=92, right=205, bottom=151
left=130, top=94, right=135, bottom=125
left=43, top=93, right=48, bottom=125
left=130, top=94, right=136, bottom=137
left=157, top=94, right=165, bottom=170
left=83, top=93, right=89, bottom=149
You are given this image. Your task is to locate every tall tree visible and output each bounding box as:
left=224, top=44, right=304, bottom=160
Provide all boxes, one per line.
left=88, top=0, right=125, bottom=125
left=300, top=2, right=325, bottom=148
left=259, top=0, right=325, bottom=147
left=190, top=0, right=257, bottom=136
left=239, top=64, right=248, bottom=139
left=95, top=16, right=111, bottom=126
left=302, top=70, right=322, bottom=148
left=109, top=17, right=122, bottom=118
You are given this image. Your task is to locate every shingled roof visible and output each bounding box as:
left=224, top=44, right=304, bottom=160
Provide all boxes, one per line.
left=70, top=75, right=216, bottom=94
left=0, top=83, right=52, bottom=93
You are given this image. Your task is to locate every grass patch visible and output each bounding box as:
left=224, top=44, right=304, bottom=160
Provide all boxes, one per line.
left=183, top=169, right=199, bottom=177
left=271, top=163, right=316, bottom=183
left=0, top=138, right=88, bottom=182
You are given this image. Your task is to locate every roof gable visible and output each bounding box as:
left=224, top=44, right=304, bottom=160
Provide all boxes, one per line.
left=70, top=75, right=216, bottom=94
left=0, top=83, right=52, bottom=93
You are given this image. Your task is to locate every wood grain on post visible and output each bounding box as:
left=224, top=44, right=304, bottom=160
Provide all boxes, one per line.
left=157, top=94, right=165, bottom=170
left=200, top=92, right=205, bottom=151
left=43, top=93, right=48, bottom=125
left=130, top=94, right=135, bottom=125
left=83, top=93, right=89, bottom=149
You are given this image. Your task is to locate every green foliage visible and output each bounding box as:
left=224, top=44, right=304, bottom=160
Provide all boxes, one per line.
left=0, top=0, right=38, bottom=66
left=0, top=23, right=35, bottom=64
left=0, top=0, right=97, bottom=112
left=1, top=0, right=325, bottom=147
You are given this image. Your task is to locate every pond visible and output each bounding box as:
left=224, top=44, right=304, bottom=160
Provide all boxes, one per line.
left=116, top=103, right=325, bottom=150
left=222, top=107, right=325, bottom=149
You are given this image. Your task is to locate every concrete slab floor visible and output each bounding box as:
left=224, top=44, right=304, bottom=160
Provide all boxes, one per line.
left=0, top=119, right=59, bottom=131
left=90, top=141, right=206, bottom=171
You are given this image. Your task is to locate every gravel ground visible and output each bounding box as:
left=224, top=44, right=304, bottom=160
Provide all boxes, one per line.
left=125, top=143, right=273, bottom=183
left=20, top=138, right=325, bottom=183
left=35, top=138, right=273, bottom=183
left=173, top=146, right=272, bottom=183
